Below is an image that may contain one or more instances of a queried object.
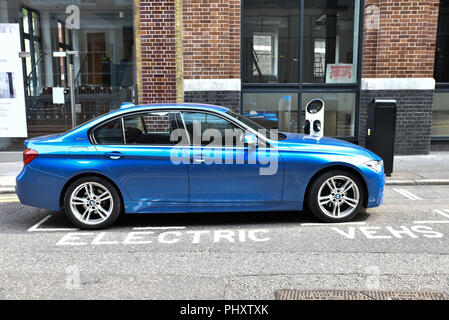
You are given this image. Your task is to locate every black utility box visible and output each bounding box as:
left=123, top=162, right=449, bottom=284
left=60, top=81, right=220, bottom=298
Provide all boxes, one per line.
left=365, top=99, right=397, bottom=176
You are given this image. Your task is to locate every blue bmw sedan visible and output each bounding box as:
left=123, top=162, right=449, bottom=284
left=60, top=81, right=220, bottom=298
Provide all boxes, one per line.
left=16, top=103, right=385, bottom=229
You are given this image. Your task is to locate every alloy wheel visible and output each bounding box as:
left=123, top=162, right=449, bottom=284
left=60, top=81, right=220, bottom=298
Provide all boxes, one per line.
left=317, top=175, right=360, bottom=219
left=69, top=182, right=114, bottom=225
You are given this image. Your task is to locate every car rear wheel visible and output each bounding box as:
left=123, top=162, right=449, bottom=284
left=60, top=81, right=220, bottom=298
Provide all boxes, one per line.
left=63, top=176, right=122, bottom=230
left=307, top=170, right=365, bottom=223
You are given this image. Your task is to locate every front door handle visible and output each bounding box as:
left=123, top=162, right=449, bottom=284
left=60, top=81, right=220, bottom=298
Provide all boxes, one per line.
left=104, top=152, right=125, bottom=160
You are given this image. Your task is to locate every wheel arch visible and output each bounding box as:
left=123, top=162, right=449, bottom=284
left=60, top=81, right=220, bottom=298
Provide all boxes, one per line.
left=304, top=164, right=369, bottom=208
left=59, top=172, right=125, bottom=211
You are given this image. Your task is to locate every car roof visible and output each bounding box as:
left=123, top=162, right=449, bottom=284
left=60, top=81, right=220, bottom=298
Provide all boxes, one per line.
left=110, top=103, right=230, bottom=116
left=64, top=103, right=232, bottom=138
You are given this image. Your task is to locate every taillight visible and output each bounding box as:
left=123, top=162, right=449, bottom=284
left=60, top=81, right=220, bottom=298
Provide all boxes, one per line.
left=23, top=148, right=39, bottom=165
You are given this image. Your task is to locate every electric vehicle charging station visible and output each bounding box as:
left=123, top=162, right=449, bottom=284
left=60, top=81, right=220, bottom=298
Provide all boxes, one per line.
left=304, top=99, right=325, bottom=138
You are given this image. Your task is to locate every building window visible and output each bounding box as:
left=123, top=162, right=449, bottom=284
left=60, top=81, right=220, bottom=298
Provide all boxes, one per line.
left=301, top=92, right=356, bottom=137
left=433, top=1, right=449, bottom=139
left=252, top=33, right=278, bottom=77
left=303, top=0, right=359, bottom=84
left=55, top=20, right=72, bottom=87
left=243, top=0, right=300, bottom=84
left=242, top=0, right=361, bottom=139
left=0, top=0, right=136, bottom=151
left=242, top=92, right=299, bottom=132
left=432, top=93, right=449, bottom=137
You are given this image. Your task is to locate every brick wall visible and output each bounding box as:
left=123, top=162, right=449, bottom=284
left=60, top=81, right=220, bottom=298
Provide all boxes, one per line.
left=184, top=91, right=241, bottom=111
left=362, top=0, right=440, bottom=78
left=139, top=0, right=177, bottom=103
left=182, top=0, right=240, bottom=80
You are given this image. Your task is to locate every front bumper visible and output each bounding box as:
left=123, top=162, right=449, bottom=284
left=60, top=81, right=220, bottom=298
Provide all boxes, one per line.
left=361, top=166, right=385, bottom=208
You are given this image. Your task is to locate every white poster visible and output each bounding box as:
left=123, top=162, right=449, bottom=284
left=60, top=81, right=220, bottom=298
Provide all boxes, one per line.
left=0, top=24, right=27, bottom=137
left=326, top=64, right=356, bottom=84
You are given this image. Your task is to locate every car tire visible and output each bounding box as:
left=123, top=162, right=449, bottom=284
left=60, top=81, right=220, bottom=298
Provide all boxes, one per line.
left=63, top=176, right=122, bottom=230
left=307, top=170, right=365, bottom=223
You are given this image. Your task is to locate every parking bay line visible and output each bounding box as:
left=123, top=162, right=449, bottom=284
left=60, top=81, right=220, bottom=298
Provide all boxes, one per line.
left=434, top=209, right=449, bottom=219
left=27, top=215, right=79, bottom=232
left=133, top=226, right=186, bottom=230
left=27, top=216, right=186, bottom=233
left=413, top=209, right=449, bottom=225
left=300, top=222, right=366, bottom=227
left=393, top=188, right=423, bottom=200
left=0, top=196, right=19, bottom=203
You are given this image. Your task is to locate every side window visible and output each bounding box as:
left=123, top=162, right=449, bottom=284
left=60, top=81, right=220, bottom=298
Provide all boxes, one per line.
left=123, top=111, right=178, bottom=145
left=93, top=118, right=124, bottom=145
left=181, top=112, right=244, bottom=146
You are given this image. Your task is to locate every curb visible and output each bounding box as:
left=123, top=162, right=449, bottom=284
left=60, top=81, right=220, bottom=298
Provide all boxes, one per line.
left=2, top=180, right=449, bottom=194
left=386, top=179, right=449, bottom=186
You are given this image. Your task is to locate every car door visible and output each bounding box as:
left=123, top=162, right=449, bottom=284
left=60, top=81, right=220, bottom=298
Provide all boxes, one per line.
left=93, top=110, right=189, bottom=202
left=179, top=111, right=283, bottom=203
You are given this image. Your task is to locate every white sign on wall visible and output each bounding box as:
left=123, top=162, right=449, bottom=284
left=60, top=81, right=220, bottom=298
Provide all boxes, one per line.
left=326, top=64, right=356, bottom=84
left=0, top=24, right=27, bottom=137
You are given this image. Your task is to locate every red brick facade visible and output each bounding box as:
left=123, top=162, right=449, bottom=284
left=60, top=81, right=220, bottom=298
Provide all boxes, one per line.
left=182, top=0, right=241, bottom=80
left=139, top=0, right=177, bottom=103
left=362, top=0, right=440, bottom=78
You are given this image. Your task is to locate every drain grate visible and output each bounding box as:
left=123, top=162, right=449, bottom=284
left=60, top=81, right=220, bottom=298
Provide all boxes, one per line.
left=275, top=289, right=449, bottom=300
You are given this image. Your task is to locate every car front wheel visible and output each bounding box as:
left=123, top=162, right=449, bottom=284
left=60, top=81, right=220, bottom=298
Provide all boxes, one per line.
left=308, top=170, right=365, bottom=223
left=63, top=176, right=122, bottom=229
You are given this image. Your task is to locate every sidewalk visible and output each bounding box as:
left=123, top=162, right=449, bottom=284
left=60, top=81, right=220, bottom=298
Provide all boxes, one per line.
left=1, top=153, right=449, bottom=194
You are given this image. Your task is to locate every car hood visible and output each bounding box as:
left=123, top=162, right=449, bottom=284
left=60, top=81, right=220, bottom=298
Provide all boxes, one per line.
left=272, top=132, right=382, bottom=160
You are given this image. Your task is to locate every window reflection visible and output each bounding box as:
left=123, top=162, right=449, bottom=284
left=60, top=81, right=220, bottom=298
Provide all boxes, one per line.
left=432, top=93, right=449, bottom=137
left=242, top=93, right=299, bottom=132
left=303, top=0, right=359, bottom=84
left=0, top=0, right=136, bottom=151
left=243, top=0, right=300, bottom=83
left=435, top=0, right=449, bottom=82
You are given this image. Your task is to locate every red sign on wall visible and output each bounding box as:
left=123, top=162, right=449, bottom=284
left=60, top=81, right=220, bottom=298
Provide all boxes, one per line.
left=326, top=64, right=356, bottom=84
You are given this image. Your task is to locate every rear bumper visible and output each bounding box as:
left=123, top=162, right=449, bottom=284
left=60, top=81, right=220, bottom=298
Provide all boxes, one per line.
left=16, top=165, right=64, bottom=212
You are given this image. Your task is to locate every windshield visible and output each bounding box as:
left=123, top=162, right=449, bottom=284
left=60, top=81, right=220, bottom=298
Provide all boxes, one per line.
left=225, top=110, right=286, bottom=141
left=225, top=110, right=265, bottom=131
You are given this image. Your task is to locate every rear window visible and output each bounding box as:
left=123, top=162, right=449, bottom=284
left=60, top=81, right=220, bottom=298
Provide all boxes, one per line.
left=93, top=119, right=124, bottom=144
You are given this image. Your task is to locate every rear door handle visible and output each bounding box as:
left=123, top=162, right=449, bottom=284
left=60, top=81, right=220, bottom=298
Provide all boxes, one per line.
left=192, top=154, right=205, bottom=163
left=104, top=152, right=125, bottom=160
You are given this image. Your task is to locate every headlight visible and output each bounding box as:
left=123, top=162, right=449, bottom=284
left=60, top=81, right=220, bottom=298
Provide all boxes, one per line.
left=364, top=160, right=384, bottom=173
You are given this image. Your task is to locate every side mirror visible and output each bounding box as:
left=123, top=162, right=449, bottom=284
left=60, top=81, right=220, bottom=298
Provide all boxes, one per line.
left=243, top=132, right=258, bottom=148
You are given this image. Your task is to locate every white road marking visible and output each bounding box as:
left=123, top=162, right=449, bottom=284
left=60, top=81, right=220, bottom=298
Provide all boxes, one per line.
left=434, top=209, right=449, bottom=219
left=300, top=222, right=366, bottom=227
left=413, top=220, right=449, bottom=224
left=55, top=229, right=271, bottom=246
left=133, top=226, right=186, bottom=230
left=393, top=188, right=423, bottom=200
left=27, top=215, right=79, bottom=232
left=413, top=209, right=449, bottom=225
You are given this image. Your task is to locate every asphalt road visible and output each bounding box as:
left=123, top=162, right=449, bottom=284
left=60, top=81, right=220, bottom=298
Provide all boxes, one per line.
left=0, top=185, right=448, bottom=299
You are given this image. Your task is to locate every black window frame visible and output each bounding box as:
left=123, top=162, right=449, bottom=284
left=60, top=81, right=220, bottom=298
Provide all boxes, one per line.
left=240, top=0, right=365, bottom=143
left=433, top=0, right=449, bottom=141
